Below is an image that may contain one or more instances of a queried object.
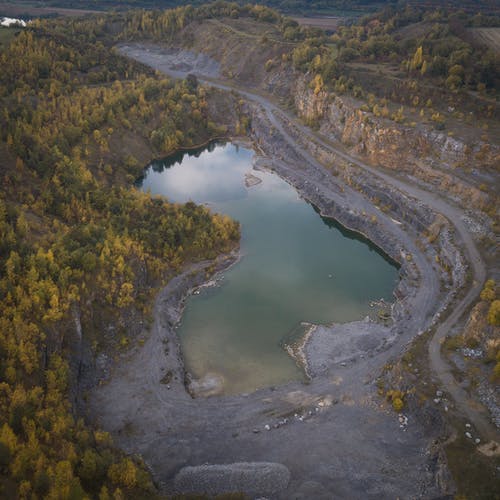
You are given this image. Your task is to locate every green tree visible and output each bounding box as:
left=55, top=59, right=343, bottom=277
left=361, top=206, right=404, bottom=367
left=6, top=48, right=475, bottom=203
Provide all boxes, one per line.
left=487, top=300, right=500, bottom=326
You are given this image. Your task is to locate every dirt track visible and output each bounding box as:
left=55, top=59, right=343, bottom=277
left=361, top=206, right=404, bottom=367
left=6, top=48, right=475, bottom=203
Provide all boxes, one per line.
left=88, top=45, right=495, bottom=497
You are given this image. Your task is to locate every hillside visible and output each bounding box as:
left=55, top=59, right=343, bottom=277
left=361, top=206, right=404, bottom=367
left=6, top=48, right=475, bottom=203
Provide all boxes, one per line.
left=0, top=9, right=243, bottom=498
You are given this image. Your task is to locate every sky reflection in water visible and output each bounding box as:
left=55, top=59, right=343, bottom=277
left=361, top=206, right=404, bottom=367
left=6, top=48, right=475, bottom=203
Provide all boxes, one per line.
left=139, top=142, right=399, bottom=395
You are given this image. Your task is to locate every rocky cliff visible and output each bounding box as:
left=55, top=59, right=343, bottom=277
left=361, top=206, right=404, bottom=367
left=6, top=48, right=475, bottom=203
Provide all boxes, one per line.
left=293, top=76, right=498, bottom=212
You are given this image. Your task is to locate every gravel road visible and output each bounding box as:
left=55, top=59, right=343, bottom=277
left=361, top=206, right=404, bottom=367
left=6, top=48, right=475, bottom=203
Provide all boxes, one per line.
left=87, top=45, right=495, bottom=497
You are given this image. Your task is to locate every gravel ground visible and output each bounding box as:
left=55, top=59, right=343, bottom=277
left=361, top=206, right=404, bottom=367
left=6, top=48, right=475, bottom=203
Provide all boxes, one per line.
left=86, top=45, right=493, bottom=498
left=174, top=462, right=290, bottom=496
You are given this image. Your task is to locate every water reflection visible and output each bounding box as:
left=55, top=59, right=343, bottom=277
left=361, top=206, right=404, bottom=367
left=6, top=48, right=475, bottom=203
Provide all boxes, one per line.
left=138, top=142, right=250, bottom=203
left=312, top=205, right=400, bottom=269
left=140, top=141, right=399, bottom=395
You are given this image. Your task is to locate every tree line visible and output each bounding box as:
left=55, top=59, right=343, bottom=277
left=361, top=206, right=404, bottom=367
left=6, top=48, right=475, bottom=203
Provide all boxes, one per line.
left=0, top=7, right=239, bottom=498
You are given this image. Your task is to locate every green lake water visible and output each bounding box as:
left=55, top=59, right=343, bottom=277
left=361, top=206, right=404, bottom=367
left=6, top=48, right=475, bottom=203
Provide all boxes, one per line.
left=139, top=142, right=399, bottom=394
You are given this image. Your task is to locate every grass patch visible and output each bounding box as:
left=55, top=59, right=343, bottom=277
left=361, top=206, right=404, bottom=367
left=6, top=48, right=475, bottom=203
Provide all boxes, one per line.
left=445, top=433, right=500, bottom=499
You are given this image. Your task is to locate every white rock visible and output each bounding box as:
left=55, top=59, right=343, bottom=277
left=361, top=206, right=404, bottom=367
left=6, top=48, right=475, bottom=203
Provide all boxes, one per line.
left=475, top=438, right=481, bottom=444
left=465, top=432, right=472, bottom=439
left=264, top=424, right=270, bottom=431
left=465, top=423, right=471, bottom=428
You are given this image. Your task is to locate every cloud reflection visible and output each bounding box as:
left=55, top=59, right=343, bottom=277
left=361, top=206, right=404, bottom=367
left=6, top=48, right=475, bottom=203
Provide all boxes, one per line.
left=141, top=144, right=252, bottom=204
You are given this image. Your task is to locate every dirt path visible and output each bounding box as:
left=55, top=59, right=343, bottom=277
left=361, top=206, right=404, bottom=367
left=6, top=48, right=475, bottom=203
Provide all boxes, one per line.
left=209, top=18, right=297, bottom=46
left=197, top=70, right=493, bottom=441
left=88, top=45, right=497, bottom=497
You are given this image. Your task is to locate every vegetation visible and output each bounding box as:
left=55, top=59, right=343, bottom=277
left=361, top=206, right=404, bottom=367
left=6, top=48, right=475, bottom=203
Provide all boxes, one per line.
left=8, top=0, right=500, bottom=17
left=479, top=280, right=500, bottom=381
left=481, top=280, right=500, bottom=327
left=0, top=28, right=18, bottom=51
left=385, top=389, right=405, bottom=412
left=0, top=9, right=240, bottom=499
left=288, top=5, right=500, bottom=96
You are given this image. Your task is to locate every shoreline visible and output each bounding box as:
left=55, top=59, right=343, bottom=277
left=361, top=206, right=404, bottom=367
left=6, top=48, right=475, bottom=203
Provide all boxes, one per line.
left=283, top=322, right=317, bottom=380
left=87, top=44, right=488, bottom=498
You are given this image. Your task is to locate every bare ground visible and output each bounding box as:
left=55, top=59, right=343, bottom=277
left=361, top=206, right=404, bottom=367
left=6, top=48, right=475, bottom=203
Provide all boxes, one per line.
left=291, top=16, right=341, bottom=31
left=87, top=45, right=497, bottom=497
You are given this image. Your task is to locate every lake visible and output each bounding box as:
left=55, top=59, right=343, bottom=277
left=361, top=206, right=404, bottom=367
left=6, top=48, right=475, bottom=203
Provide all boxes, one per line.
left=138, top=142, right=399, bottom=395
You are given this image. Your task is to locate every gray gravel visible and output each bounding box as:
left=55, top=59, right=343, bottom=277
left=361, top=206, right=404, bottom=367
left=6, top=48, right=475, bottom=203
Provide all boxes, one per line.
left=301, top=321, right=396, bottom=377
left=174, top=462, right=290, bottom=496
left=117, top=44, right=220, bottom=79
left=85, top=45, right=495, bottom=498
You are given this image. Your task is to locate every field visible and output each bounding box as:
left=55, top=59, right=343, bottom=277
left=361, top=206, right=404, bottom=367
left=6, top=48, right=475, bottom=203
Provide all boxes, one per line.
left=291, top=16, right=341, bottom=32
left=407, top=0, right=500, bottom=14
left=0, top=2, right=101, bottom=18
left=394, top=21, right=433, bottom=41
left=468, top=28, right=500, bottom=53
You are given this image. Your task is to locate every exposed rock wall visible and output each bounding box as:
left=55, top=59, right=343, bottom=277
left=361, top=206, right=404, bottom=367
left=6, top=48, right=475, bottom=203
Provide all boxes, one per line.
left=293, top=76, right=498, bottom=211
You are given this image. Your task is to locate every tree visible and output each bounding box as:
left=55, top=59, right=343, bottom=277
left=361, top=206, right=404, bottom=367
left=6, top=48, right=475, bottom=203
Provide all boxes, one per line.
left=108, top=458, right=137, bottom=488
left=410, top=46, right=423, bottom=71
left=186, top=73, right=198, bottom=93
left=480, top=279, right=496, bottom=302
left=487, top=300, right=500, bottom=326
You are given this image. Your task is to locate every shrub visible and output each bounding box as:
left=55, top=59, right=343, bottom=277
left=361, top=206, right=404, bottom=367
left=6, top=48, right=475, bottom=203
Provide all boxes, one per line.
left=386, top=389, right=405, bottom=411
left=392, top=397, right=404, bottom=412
left=480, top=279, right=496, bottom=302
left=0, top=441, right=10, bottom=468
left=493, top=361, right=500, bottom=381
left=487, top=300, right=500, bottom=326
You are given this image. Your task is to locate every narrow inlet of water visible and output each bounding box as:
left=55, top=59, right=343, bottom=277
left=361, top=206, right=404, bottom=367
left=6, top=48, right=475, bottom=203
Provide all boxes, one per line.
left=138, top=142, right=399, bottom=395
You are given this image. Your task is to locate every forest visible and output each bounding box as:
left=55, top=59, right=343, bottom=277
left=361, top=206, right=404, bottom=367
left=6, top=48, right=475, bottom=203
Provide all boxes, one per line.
left=0, top=6, right=242, bottom=499
left=289, top=5, right=500, bottom=92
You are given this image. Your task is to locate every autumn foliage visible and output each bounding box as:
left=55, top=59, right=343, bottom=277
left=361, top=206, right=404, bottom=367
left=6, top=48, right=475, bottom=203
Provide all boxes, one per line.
left=0, top=8, right=240, bottom=498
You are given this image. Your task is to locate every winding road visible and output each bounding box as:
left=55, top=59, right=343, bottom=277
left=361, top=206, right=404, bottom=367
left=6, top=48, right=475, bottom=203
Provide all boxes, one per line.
left=90, top=44, right=498, bottom=496
left=125, top=43, right=495, bottom=439
left=242, top=82, right=493, bottom=440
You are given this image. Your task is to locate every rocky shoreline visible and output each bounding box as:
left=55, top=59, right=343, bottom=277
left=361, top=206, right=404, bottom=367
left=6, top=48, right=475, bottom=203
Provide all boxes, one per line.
left=85, top=44, right=491, bottom=498
left=88, top=131, right=456, bottom=497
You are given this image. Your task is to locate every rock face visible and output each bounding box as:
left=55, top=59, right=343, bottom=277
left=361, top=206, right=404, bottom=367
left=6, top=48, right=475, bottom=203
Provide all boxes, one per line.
left=293, top=76, right=497, bottom=211
left=173, top=462, right=291, bottom=496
